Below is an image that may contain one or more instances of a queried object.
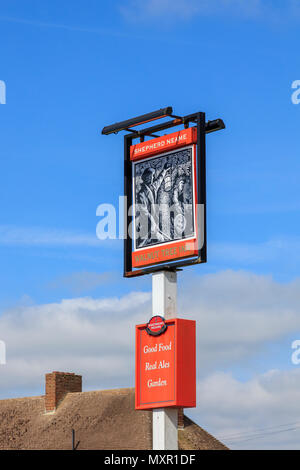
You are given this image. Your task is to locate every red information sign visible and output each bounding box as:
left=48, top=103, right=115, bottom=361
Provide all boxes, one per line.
left=135, top=318, right=196, bottom=410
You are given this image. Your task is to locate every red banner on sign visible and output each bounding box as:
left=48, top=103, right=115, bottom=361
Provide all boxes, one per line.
left=130, top=127, right=197, bottom=161
left=135, top=318, right=196, bottom=410
left=132, top=239, right=198, bottom=268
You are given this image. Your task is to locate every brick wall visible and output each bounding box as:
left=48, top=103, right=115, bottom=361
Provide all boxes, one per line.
left=45, top=371, right=82, bottom=412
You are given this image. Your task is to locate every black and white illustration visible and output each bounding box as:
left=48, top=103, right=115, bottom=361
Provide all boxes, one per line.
left=133, top=146, right=195, bottom=250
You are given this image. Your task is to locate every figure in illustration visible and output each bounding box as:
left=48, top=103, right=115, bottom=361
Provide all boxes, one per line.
left=136, top=163, right=171, bottom=247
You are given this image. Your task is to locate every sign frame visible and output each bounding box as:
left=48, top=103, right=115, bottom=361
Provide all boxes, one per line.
left=124, top=112, right=207, bottom=278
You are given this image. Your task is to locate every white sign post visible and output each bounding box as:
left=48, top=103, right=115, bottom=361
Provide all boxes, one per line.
left=152, top=270, right=178, bottom=450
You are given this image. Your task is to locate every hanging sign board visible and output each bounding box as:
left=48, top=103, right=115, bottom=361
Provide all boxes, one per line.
left=135, top=318, right=196, bottom=410
left=130, top=128, right=200, bottom=269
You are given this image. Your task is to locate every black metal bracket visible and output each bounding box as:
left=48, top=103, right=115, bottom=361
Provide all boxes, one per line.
left=102, top=108, right=225, bottom=278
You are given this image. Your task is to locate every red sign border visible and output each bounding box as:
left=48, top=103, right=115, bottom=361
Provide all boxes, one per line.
left=132, top=142, right=199, bottom=268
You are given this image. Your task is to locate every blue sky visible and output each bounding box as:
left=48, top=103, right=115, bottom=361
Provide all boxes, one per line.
left=0, top=0, right=300, bottom=449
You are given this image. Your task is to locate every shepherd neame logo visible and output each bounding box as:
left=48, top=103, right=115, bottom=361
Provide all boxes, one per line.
left=146, top=316, right=167, bottom=336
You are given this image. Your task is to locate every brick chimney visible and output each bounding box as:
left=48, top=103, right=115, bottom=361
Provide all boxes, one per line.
left=45, top=371, right=82, bottom=412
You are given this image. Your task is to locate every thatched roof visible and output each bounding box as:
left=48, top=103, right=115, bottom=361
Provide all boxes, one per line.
left=0, top=388, right=227, bottom=450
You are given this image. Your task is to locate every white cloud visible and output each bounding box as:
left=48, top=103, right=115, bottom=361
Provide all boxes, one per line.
left=120, top=0, right=203, bottom=21
left=210, top=237, right=300, bottom=265
left=120, top=0, right=297, bottom=23
left=1, top=225, right=298, bottom=273
left=0, top=291, right=151, bottom=395
left=1, top=270, right=300, bottom=447
left=0, top=225, right=113, bottom=248
left=189, top=369, right=300, bottom=449
left=0, top=15, right=131, bottom=38
left=2, top=270, right=300, bottom=394
left=47, top=271, right=114, bottom=295
left=179, top=270, right=300, bottom=369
